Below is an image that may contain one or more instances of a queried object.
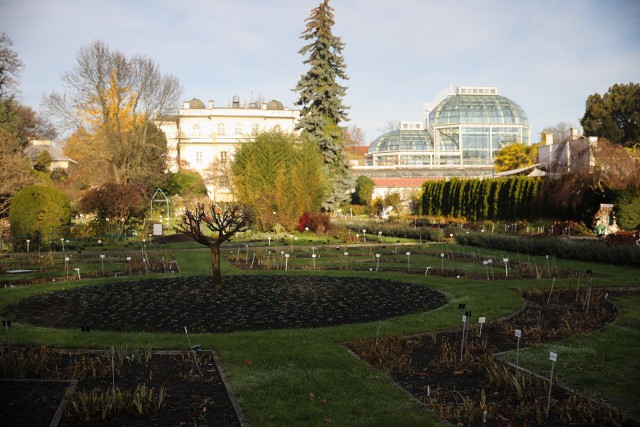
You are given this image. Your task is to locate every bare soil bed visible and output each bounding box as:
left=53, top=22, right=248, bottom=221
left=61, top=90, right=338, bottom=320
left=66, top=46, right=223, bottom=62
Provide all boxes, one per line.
left=347, top=287, right=634, bottom=426
left=1, top=348, right=241, bottom=427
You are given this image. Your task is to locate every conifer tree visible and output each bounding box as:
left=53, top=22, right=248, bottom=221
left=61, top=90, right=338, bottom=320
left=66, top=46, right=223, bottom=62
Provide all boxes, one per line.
left=294, top=0, right=351, bottom=210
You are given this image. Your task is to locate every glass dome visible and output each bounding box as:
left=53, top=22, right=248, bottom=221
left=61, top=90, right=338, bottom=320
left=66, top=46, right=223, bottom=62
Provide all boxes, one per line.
left=368, top=130, right=434, bottom=154
left=429, top=94, right=529, bottom=126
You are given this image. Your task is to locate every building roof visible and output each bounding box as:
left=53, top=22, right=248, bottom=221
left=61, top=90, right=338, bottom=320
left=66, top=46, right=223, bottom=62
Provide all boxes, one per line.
left=429, top=93, right=529, bottom=126
left=23, top=140, right=77, bottom=164
left=186, top=98, right=206, bottom=109
left=371, top=178, right=432, bottom=188
left=368, top=130, right=434, bottom=154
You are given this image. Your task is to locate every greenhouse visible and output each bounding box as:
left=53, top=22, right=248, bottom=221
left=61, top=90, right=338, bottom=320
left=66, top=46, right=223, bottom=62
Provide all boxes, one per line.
left=366, top=86, right=530, bottom=168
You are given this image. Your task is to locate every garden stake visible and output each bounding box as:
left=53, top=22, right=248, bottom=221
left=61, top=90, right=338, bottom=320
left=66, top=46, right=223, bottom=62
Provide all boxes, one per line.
left=547, top=277, right=556, bottom=304
left=111, top=345, right=116, bottom=392
left=184, top=327, right=203, bottom=376
left=460, top=313, right=467, bottom=361
left=515, top=329, right=522, bottom=371
left=375, top=320, right=381, bottom=347
left=375, top=253, right=380, bottom=272
left=575, top=275, right=581, bottom=302
left=3, top=320, right=10, bottom=353
left=583, top=269, right=594, bottom=313
left=81, top=325, right=90, bottom=353
left=546, top=352, right=557, bottom=418
left=478, top=316, right=486, bottom=337
left=406, top=252, right=411, bottom=273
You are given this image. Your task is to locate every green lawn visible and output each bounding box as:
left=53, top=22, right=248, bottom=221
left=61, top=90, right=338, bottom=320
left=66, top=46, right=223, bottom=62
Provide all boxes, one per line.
left=1, top=242, right=638, bottom=426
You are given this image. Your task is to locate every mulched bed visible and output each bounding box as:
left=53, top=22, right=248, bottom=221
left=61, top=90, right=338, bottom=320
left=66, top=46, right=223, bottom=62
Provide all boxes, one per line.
left=346, top=287, right=635, bottom=426
left=6, top=275, right=446, bottom=333
left=1, top=349, right=241, bottom=427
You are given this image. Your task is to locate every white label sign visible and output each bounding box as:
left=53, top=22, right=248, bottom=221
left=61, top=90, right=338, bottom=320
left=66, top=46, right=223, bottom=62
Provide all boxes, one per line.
left=549, top=351, right=557, bottom=362
left=406, top=252, right=411, bottom=256
left=312, top=254, right=316, bottom=258
left=462, top=315, right=467, bottom=322
left=376, top=253, right=380, bottom=258
left=285, top=254, right=289, bottom=258
left=126, top=257, right=131, bottom=261
left=153, top=223, right=163, bottom=236
left=515, top=329, right=522, bottom=338
left=344, top=252, right=349, bottom=256
left=479, top=316, right=486, bottom=324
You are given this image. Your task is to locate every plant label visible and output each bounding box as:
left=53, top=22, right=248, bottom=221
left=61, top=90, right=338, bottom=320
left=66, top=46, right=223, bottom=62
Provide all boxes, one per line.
left=515, top=329, right=522, bottom=338
left=406, top=252, right=410, bottom=256
left=479, top=316, right=486, bottom=324
left=462, top=315, right=467, bottom=322
left=285, top=254, right=289, bottom=258
left=100, top=254, right=105, bottom=259
left=549, top=351, right=557, bottom=362
left=440, top=253, right=444, bottom=258
left=376, top=253, right=380, bottom=258
left=458, top=303, right=466, bottom=309
left=312, top=254, right=316, bottom=258
left=81, top=325, right=90, bottom=332
left=344, top=252, right=348, bottom=256
left=65, top=257, right=69, bottom=262
left=126, top=257, right=131, bottom=261
left=2, top=320, right=10, bottom=328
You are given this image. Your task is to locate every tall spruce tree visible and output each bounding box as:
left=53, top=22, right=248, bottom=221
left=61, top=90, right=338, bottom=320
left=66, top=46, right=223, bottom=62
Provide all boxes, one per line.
left=294, top=0, right=352, bottom=210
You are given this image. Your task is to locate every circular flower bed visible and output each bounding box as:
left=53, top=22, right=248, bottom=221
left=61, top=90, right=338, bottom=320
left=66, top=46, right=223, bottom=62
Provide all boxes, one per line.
left=9, top=275, right=446, bottom=333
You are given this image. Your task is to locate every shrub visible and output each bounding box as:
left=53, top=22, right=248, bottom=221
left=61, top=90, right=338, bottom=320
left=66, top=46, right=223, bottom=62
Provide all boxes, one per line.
left=455, top=232, right=640, bottom=266
left=615, top=188, right=640, bottom=230
left=9, top=185, right=71, bottom=249
left=352, top=175, right=374, bottom=205
left=297, top=212, right=331, bottom=233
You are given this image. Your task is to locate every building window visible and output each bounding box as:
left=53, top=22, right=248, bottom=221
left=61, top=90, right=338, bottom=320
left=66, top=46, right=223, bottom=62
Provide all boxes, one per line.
left=193, top=124, right=200, bottom=136
left=235, top=123, right=242, bottom=135
left=195, top=151, right=203, bottom=164
left=220, top=151, right=227, bottom=164
left=219, top=176, right=230, bottom=189
left=217, top=123, right=225, bottom=135
left=251, top=123, right=259, bottom=135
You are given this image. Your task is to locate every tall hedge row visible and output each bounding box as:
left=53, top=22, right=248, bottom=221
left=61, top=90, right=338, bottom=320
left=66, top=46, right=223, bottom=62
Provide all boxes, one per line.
left=421, top=177, right=552, bottom=221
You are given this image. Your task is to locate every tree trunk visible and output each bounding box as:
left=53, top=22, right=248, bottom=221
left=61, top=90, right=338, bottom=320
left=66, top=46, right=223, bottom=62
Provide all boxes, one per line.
left=210, top=244, right=222, bottom=290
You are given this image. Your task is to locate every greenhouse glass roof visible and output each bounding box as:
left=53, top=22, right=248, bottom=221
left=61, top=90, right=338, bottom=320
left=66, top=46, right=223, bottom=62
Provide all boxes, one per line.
left=368, top=130, right=434, bottom=153
left=429, top=94, right=529, bottom=126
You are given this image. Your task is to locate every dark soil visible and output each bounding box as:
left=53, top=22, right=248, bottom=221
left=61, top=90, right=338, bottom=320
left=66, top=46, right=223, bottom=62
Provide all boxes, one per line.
left=0, top=349, right=241, bottom=427
left=6, top=275, right=446, bottom=333
left=347, top=287, right=633, bottom=426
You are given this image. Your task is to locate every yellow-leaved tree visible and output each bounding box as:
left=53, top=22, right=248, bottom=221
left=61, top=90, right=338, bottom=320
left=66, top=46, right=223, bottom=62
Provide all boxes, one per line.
left=45, top=41, right=182, bottom=188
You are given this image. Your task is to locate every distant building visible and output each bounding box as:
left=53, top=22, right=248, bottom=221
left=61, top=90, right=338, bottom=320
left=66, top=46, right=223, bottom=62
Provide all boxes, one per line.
left=360, top=86, right=531, bottom=179
left=536, top=129, right=597, bottom=176
left=156, top=97, right=299, bottom=200
left=23, top=140, right=77, bottom=171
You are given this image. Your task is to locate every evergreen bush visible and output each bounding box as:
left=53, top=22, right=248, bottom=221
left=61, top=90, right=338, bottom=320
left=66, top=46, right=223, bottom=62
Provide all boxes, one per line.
left=9, top=185, right=71, bottom=250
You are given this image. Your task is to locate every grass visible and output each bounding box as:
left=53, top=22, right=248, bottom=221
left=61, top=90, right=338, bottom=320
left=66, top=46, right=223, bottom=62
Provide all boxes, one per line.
left=1, top=241, right=639, bottom=426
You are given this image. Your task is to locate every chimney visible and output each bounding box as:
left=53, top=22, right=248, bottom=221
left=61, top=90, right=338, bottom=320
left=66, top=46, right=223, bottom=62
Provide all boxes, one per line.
left=543, top=132, right=553, bottom=145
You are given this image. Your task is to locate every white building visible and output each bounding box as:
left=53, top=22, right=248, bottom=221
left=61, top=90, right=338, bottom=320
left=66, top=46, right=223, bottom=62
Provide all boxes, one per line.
left=156, top=96, right=299, bottom=200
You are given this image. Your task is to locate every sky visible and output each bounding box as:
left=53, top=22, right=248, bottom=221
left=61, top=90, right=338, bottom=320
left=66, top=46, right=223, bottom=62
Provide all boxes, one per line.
left=2, top=0, right=639, bottom=144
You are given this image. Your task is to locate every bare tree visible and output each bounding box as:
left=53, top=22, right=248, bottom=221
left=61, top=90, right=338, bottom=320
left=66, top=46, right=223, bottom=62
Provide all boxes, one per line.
left=0, top=33, right=24, bottom=99
left=174, top=202, right=252, bottom=289
left=44, top=40, right=182, bottom=185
